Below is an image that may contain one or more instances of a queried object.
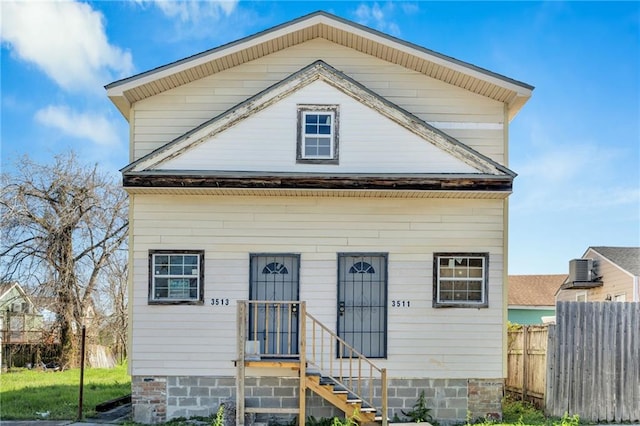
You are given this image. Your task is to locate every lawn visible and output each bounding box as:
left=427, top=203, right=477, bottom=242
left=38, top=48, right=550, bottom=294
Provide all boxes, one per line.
left=0, top=368, right=576, bottom=426
left=0, top=363, right=131, bottom=420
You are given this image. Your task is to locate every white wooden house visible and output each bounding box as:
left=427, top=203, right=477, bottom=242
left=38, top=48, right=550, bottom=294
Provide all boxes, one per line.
left=106, top=11, right=532, bottom=425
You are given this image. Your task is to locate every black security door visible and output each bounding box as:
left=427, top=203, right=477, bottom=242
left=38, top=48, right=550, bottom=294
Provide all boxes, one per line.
left=249, top=254, right=300, bottom=356
left=337, top=253, right=387, bottom=358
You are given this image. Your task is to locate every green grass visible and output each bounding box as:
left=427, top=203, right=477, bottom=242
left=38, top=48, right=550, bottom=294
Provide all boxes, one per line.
left=1, top=368, right=578, bottom=426
left=0, top=363, right=131, bottom=420
left=471, top=397, right=582, bottom=426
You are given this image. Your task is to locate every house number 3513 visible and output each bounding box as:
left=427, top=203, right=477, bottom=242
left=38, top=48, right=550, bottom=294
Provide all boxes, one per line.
left=211, top=298, right=230, bottom=306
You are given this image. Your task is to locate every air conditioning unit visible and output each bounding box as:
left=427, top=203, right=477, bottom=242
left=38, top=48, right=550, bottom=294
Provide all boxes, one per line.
left=569, top=258, right=593, bottom=282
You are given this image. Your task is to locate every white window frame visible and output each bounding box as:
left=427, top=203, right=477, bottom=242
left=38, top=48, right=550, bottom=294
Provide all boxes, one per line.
left=149, top=250, right=204, bottom=305
left=575, top=291, right=587, bottom=302
left=433, top=253, right=489, bottom=308
left=297, top=105, right=339, bottom=163
left=614, top=293, right=626, bottom=302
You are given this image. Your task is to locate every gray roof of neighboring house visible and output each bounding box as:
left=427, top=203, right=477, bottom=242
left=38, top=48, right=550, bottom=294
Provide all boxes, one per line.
left=590, top=246, right=640, bottom=276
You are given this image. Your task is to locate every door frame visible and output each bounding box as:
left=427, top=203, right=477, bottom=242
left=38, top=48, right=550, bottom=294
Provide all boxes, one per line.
left=248, top=253, right=301, bottom=357
left=336, top=252, right=388, bottom=358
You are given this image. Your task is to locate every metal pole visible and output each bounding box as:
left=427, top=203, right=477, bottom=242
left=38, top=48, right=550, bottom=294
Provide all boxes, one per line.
left=6, top=309, right=11, bottom=369
left=77, top=325, right=86, bottom=421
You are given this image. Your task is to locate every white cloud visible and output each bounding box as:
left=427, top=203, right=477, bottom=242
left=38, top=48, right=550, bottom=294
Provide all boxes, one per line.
left=1, top=1, right=133, bottom=93
left=35, top=105, right=120, bottom=147
left=353, top=2, right=402, bottom=36
left=136, top=0, right=238, bottom=23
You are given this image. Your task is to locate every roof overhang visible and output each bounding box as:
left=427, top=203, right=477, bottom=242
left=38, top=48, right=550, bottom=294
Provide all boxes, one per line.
left=560, top=280, right=604, bottom=290
left=508, top=305, right=555, bottom=310
left=106, top=11, right=533, bottom=120
left=122, top=171, right=513, bottom=198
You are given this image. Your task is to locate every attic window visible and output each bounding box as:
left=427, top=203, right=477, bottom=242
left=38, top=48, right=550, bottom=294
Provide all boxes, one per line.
left=433, top=253, right=489, bottom=308
left=297, top=105, right=339, bottom=164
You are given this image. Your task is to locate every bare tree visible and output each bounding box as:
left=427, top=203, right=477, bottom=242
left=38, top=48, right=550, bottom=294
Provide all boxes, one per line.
left=0, top=152, right=128, bottom=367
left=95, top=249, right=128, bottom=363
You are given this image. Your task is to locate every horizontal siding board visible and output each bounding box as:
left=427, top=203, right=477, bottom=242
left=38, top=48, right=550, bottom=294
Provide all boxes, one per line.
left=130, top=195, right=506, bottom=378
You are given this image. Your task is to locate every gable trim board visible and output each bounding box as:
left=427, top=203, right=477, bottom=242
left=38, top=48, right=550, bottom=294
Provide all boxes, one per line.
left=106, top=11, right=533, bottom=120
left=122, top=60, right=516, bottom=194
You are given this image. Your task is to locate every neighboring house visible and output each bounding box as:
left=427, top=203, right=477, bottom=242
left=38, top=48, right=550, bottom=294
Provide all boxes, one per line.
left=0, top=282, right=44, bottom=345
left=106, top=11, right=532, bottom=425
left=556, top=246, right=640, bottom=302
left=507, top=275, right=565, bottom=325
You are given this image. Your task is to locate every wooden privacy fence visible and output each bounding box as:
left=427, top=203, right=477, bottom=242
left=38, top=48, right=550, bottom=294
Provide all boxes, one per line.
left=506, top=325, right=548, bottom=406
left=546, top=301, right=640, bottom=422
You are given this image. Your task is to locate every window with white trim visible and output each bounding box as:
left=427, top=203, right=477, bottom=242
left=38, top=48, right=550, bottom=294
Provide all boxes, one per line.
left=297, top=105, right=339, bottom=163
left=149, top=250, right=204, bottom=304
left=433, top=253, right=489, bottom=308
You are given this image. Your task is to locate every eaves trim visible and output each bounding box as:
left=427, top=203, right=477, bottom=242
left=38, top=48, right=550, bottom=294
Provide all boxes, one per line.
left=105, top=11, right=533, bottom=94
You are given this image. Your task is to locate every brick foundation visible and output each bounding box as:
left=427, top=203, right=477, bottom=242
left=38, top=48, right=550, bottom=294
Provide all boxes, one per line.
left=467, top=379, right=504, bottom=422
left=132, top=376, right=168, bottom=424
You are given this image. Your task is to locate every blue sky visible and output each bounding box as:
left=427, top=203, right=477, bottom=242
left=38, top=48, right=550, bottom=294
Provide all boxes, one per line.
left=1, top=1, right=638, bottom=274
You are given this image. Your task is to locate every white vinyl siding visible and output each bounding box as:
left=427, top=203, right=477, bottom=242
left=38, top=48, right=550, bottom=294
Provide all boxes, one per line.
left=129, top=194, right=505, bottom=378
left=158, top=80, right=479, bottom=174
left=131, top=39, right=504, bottom=163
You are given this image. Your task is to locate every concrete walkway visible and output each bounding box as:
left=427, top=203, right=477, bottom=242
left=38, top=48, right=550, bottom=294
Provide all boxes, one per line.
left=2, top=402, right=131, bottom=426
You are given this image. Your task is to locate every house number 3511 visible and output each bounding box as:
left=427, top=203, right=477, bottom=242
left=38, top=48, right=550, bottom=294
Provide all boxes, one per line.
left=211, top=298, right=230, bottom=306
left=391, top=300, right=411, bottom=307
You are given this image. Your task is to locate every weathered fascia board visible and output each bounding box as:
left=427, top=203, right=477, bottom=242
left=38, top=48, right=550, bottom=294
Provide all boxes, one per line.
left=122, top=171, right=513, bottom=194
left=123, top=60, right=515, bottom=179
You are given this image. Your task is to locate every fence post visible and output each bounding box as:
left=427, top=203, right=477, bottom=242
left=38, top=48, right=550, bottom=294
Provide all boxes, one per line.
left=522, top=325, right=529, bottom=401
left=544, top=323, right=556, bottom=415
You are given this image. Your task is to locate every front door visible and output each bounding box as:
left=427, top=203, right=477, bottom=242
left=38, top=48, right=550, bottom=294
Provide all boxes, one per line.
left=338, top=253, right=387, bottom=358
left=249, top=254, right=300, bottom=356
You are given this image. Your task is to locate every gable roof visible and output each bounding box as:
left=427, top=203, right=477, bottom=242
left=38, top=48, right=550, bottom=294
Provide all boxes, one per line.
left=106, top=11, right=533, bottom=120
left=0, top=282, right=16, bottom=300
left=124, top=60, right=513, bottom=176
left=0, top=281, right=35, bottom=307
left=508, top=275, right=567, bottom=307
left=588, top=246, right=640, bottom=277
left=122, top=60, right=516, bottom=196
